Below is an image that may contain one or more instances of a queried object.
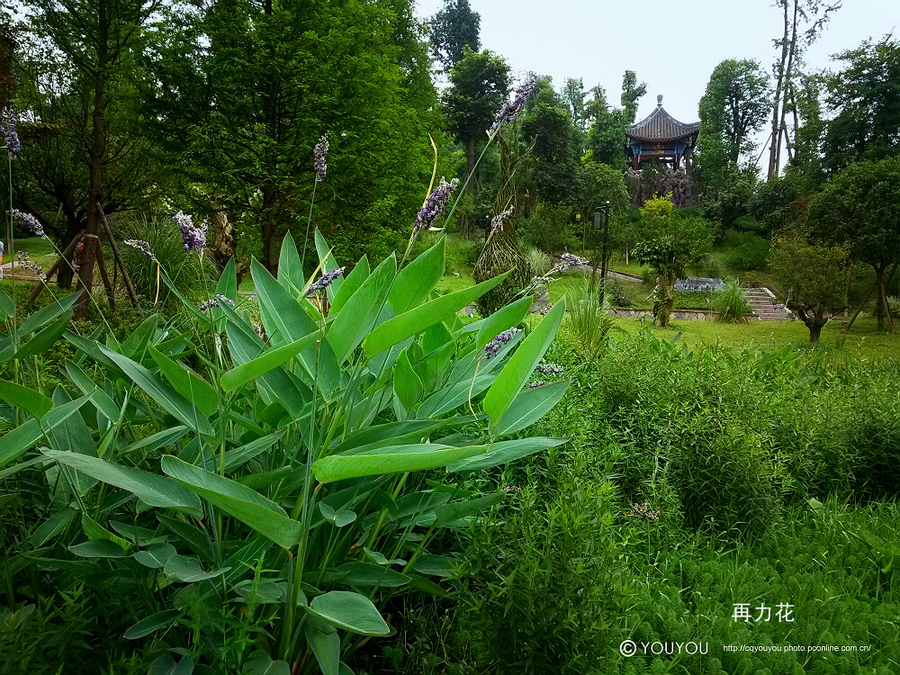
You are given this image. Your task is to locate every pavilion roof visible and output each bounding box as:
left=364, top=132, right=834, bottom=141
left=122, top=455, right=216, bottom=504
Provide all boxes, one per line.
left=626, top=95, right=699, bottom=142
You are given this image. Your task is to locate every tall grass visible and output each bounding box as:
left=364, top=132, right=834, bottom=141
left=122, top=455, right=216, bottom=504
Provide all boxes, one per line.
left=565, top=278, right=616, bottom=356
left=712, top=276, right=752, bottom=322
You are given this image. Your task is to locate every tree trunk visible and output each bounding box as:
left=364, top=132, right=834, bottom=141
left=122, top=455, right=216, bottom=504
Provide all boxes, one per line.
left=76, top=63, right=107, bottom=320
left=768, top=0, right=790, bottom=181
left=808, top=321, right=822, bottom=343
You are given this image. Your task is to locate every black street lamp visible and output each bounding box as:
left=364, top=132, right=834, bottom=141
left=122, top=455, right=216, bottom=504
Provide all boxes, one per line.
left=593, top=201, right=611, bottom=303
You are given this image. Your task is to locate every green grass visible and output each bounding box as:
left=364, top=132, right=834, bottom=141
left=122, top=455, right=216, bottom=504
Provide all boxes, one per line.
left=5, top=236, right=58, bottom=261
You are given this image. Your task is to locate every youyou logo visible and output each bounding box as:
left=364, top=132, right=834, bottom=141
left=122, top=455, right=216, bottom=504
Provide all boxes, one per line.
left=620, top=639, right=709, bottom=657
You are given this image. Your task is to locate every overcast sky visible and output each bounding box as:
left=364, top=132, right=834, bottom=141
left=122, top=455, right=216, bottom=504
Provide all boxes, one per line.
left=414, top=0, right=900, bottom=130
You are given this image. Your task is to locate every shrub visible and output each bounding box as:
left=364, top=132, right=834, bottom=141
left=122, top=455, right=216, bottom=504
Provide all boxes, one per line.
left=712, top=277, right=752, bottom=322
left=565, top=278, right=616, bottom=356
left=724, top=231, right=770, bottom=270
left=524, top=246, right=552, bottom=277
left=518, top=202, right=579, bottom=252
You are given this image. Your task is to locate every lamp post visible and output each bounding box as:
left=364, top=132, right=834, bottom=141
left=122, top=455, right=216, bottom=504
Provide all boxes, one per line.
left=593, top=201, right=611, bottom=303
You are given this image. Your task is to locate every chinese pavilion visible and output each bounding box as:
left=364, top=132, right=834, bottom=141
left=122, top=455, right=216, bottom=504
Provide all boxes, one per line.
left=625, top=95, right=699, bottom=170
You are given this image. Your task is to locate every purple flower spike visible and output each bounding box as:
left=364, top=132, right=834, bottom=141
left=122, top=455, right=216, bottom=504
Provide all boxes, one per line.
left=306, top=266, right=345, bottom=295
left=199, top=294, right=236, bottom=312
left=484, top=328, right=521, bottom=359
left=173, top=211, right=207, bottom=252
left=414, top=177, right=459, bottom=232
left=489, top=75, right=539, bottom=137
left=124, top=239, right=156, bottom=261
left=314, top=134, right=329, bottom=182
left=490, top=206, right=514, bottom=233
left=10, top=209, right=45, bottom=237
left=1, top=107, right=21, bottom=157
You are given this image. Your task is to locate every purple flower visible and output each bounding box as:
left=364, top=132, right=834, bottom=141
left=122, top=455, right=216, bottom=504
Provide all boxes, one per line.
left=527, top=380, right=547, bottom=390
left=489, top=75, right=539, bottom=137
left=1, top=107, right=21, bottom=157
left=199, top=294, right=236, bottom=312
left=414, top=177, right=459, bottom=232
left=306, top=266, right=345, bottom=295
left=484, top=328, right=521, bottom=359
left=314, top=134, right=329, bottom=182
left=10, top=209, right=45, bottom=237
left=535, top=363, right=564, bottom=374
left=490, top=206, right=514, bottom=233
left=173, top=211, right=207, bottom=252
left=124, top=239, right=156, bottom=261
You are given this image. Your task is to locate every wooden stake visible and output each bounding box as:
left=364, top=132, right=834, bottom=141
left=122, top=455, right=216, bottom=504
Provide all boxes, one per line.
left=96, top=205, right=140, bottom=308
left=95, top=244, right=117, bottom=312
left=27, top=229, right=85, bottom=304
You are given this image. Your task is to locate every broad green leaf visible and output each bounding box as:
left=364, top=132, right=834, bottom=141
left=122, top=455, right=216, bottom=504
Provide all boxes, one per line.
left=307, top=591, right=390, bottom=636
left=0, top=379, right=53, bottom=418
left=14, top=315, right=69, bottom=360
left=332, top=562, right=410, bottom=588
left=69, top=540, right=127, bottom=558
left=81, top=513, right=131, bottom=550
left=306, top=623, right=340, bottom=675
left=147, top=655, right=194, bottom=675
left=161, top=456, right=302, bottom=549
left=330, top=418, right=473, bottom=455
left=327, top=253, right=395, bottom=363
left=363, top=272, right=509, bottom=357
left=119, top=426, right=190, bottom=457
left=98, top=345, right=214, bottom=437
left=134, top=543, right=178, bottom=569
left=312, top=444, right=487, bottom=484
left=406, top=573, right=453, bottom=599
left=393, top=349, right=423, bottom=411
left=252, top=257, right=319, bottom=344
left=222, top=430, right=286, bottom=471
left=150, top=346, right=218, bottom=417
left=433, top=493, right=505, bottom=527
left=64, top=361, right=119, bottom=423
left=48, top=388, right=96, bottom=495
left=43, top=450, right=202, bottom=516
left=388, top=236, right=445, bottom=313
left=32, top=506, right=77, bottom=547
left=472, top=295, right=533, bottom=351
left=220, top=330, right=324, bottom=392
left=157, top=515, right=215, bottom=564
left=495, top=380, right=570, bottom=436
left=277, top=232, right=304, bottom=293
left=329, top=256, right=369, bottom=315
left=18, top=293, right=79, bottom=335
left=232, top=579, right=287, bottom=604
left=124, top=609, right=182, bottom=639
left=110, top=521, right=158, bottom=545
left=0, top=394, right=90, bottom=469
left=121, top=314, right=159, bottom=361
left=0, top=289, right=14, bottom=319
left=447, top=437, right=569, bottom=472
left=409, top=554, right=458, bottom=578
left=164, top=554, right=229, bottom=582
left=318, top=502, right=357, bottom=528
left=244, top=651, right=292, bottom=675
left=215, top=257, right=238, bottom=300
left=483, top=298, right=565, bottom=431
left=416, top=374, right=494, bottom=418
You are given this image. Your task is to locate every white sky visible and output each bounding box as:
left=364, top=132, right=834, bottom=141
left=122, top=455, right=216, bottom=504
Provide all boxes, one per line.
left=414, top=0, right=900, bottom=129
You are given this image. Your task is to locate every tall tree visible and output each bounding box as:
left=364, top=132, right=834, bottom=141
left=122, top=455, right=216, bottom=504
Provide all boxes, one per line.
left=443, top=47, right=510, bottom=193
left=807, top=156, right=900, bottom=330
left=620, top=70, right=647, bottom=125
left=429, top=0, right=480, bottom=73
left=146, top=0, right=439, bottom=271
left=26, top=0, right=157, bottom=317
left=822, top=35, right=900, bottom=173
left=561, top=77, right=586, bottom=131
left=767, top=0, right=841, bottom=181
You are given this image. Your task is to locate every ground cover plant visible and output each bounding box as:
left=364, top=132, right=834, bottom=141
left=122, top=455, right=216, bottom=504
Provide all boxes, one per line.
left=0, top=229, right=572, bottom=673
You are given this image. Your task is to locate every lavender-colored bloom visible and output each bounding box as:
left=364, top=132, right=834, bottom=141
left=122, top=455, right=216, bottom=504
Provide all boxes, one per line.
left=535, top=363, right=565, bottom=375
left=527, top=380, right=547, bottom=390
left=313, top=134, right=329, bottom=182
left=15, top=250, right=47, bottom=281
left=1, top=107, right=21, bottom=157
left=490, top=206, right=514, bottom=233
left=10, top=209, right=45, bottom=238
left=172, top=211, right=207, bottom=252
left=489, top=75, right=539, bottom=137
left=413, top=177, right=459, bottom=232
left=484, top=327, right=521, bottom=359
left=306, top=266, right=345, bottom=296
left=124, top=239, right=156, bottom=261
left=539, top=302, right=553, bottom=316
left=199, top=294, right=236, bottom=312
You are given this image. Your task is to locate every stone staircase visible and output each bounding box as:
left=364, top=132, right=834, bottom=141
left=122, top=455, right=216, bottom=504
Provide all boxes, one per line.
left=744, top=287, right=791, bottom=321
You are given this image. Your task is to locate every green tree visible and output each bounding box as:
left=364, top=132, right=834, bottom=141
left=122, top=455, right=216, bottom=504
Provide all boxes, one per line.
left=632, top=195, right=715, bottom=326
left=522, top=99, right=578, bottom=205
left=806, top=156, right=900, bottom=330
left=771, top=235, right=848, bottom=341
left=822, top=35, right=900, bottom=173
left=145, top=0, right=439, bottom=272
left=429, top=0, right=480, bottom=73
left=586, top=85, right=627, bottom=168
left=24, top=0, right=157, bottom=317
left=620, top=69, right=647, bottom=124
left=443, top=47, right=510, bottom=193
left=561, top=77, right=586, bottom=131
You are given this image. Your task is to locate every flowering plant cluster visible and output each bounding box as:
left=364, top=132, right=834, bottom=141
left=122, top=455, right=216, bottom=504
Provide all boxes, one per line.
left=626, top=502, right=660, bottom=521
left=489, top=74, right=539, bottom=137
left=15, top=250, right=48, bottom=282
left=172, top=211, right=207, bottom=252
left=484, top=328, right=521, bottom=359
left=198, top=294, right=236, bottom=312
left=124, top=239, right=156, bottom=261
left=1, top=107, right=21, bottom=157
left=10, top=209, right=45, bottom=238
left=413, top=177, right=459, bottom=232
left=490, top=206, right=514, bottom=233
left=313, top=134, right=329, bottom=182
left=534, top=363, right=565, bottom=375
left=306, top=267, right=345, bottom=296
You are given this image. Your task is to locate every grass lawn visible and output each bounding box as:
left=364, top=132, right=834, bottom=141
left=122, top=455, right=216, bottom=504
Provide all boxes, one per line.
left=4, top=236, right=58, bottom=262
